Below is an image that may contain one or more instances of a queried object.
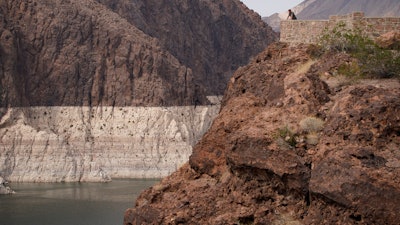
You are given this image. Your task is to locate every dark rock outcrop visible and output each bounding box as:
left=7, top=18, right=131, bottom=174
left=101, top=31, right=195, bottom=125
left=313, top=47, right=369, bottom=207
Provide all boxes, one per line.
left=0, top=176, right=14, bottom=194
left=125, top=43, right=400, bottom=224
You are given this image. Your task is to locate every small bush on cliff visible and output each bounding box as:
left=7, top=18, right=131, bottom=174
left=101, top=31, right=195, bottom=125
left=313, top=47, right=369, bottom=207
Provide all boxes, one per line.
left=299, top=117, right=324, bottom=133
left=316, top=22, right=400, bottom=79
left=299, top=117, right=324, bottom=145
left=274, top=126, right=297, bottom=148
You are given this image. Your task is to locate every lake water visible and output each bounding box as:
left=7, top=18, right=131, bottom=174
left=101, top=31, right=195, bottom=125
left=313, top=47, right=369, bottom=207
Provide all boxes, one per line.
left=0, top=179, right=159, bottom=225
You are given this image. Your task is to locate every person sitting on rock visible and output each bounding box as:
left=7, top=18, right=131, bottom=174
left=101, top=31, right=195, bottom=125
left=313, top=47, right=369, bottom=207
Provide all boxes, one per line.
left=287, top=9, right=297, bottom=20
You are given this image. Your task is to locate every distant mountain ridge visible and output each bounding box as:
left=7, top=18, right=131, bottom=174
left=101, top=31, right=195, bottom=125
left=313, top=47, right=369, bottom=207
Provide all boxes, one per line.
left=265, top=0, right=400, bottom=31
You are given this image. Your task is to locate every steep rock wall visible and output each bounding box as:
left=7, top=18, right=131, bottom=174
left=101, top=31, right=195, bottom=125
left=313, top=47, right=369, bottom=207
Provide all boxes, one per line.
left=0, top=0, right=277, bottom=107
left=96, top=0, right=278, bottom=96
left=0, top=106, right=219, bottom=182
left=0, top=0, right=200, bottom=107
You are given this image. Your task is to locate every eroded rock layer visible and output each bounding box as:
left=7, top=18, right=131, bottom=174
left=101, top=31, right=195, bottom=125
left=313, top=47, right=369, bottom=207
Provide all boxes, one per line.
left=125, top=43, right=400, bottom=224
left=0, top=106, right=219, bottom=182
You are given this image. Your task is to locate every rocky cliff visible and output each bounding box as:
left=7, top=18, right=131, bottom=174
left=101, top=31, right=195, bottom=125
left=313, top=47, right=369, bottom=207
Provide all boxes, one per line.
left=1, top=0, right=197, bottom=107
left=96, top=0, right=277, bottom=97
left=0, top=106, right=219, bottom=182
left=0, top=0, right=276, bottom=182
left=125, top=43, right=400, bottom=224
left=0, top=0, right=276, bottom=107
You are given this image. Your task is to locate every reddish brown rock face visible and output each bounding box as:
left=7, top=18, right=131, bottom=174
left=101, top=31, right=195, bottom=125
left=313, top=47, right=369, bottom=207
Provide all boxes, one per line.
left=125, top=43, right=400, bottom=224
left=308, top=85, right=400, bottom=224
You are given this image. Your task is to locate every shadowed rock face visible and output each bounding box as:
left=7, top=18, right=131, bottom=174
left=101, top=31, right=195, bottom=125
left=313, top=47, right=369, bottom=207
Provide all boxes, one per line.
left=125, top=43, right=400, bottom=224
left=1, top=0, right=197, bottom=107
left=0, top=0, right=277, bottom=107
left=96, top=0, right=277, bottom=98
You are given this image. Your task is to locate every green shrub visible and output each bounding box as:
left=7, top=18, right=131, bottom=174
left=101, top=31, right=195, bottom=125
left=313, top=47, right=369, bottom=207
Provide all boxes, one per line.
left=275, top=126, right=297, bottom=148
left=306, top=44, right=325, bottom=59
left=299, top=117, right=324, bottom=133
left=317, top=22, right=400, bottom=79
left=299, top=117, right=324, bottom=146
left=337, top=61, right=362, bottom=78
left=306, top=133, right=320, bottom=145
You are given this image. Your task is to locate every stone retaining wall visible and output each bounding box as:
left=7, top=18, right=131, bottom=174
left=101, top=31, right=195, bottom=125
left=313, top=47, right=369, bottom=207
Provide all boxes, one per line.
left=281, top=12, right=400, bottom=43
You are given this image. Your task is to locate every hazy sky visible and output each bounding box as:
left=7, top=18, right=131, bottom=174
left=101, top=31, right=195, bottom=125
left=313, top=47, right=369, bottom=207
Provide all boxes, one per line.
left=241, top=0, right=304, bottom=17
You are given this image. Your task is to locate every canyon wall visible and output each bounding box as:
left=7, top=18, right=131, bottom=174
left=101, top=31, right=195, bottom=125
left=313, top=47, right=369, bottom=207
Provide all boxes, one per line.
left=0, top=0, right=275, bottom=181
left=0, top=105, right=219, bottom=182
left=0, top=0, right=277, bottom=108
left=96, top=0, right=277, bottom=96
left=0, top=0, right=200, bottom=107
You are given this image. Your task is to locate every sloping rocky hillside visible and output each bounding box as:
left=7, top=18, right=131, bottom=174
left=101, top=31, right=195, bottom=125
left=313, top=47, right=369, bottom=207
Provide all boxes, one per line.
left=125, top=43, right=400, bottom=224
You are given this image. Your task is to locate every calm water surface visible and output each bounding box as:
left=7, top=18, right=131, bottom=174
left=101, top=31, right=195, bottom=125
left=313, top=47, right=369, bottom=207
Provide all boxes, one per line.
left=0, top=179, right=159, bottom=225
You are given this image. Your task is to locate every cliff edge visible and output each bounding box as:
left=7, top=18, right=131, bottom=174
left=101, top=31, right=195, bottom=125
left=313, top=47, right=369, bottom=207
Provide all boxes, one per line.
left=124, top=43, right=400, bottom=224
